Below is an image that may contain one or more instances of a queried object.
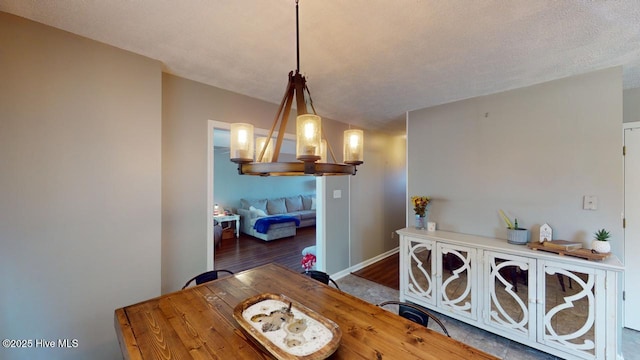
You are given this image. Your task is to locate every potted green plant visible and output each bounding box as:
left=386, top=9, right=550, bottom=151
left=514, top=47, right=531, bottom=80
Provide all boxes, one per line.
left=591, top=228, right=611, bottom=253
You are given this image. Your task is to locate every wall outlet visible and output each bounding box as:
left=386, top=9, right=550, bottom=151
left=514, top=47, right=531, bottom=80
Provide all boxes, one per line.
left=333, top=190, right=342, bottom=199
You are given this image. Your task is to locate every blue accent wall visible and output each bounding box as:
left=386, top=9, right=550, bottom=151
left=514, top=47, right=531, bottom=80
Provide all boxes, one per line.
left=213, top=148, right=315, bottom=212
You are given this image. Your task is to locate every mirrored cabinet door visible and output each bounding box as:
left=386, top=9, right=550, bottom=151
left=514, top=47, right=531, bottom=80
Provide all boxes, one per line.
left=405, top=237, right=436, bottom=305
left=437, top=243, right=477, bottom=320
left=538, top=261, right=606, bottom=359
left=484, top=251, right=536, bottom=341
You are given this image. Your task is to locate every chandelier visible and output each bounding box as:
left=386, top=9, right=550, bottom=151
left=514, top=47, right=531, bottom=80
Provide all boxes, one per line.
left=229, top=0, right=364, bottom=176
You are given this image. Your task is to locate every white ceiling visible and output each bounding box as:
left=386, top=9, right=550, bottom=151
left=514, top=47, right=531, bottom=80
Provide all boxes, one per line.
left=2, top=0, right=639, bottom=131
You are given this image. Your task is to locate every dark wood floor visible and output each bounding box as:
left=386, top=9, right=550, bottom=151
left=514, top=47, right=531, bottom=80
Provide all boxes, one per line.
left=215, top=226, right=400, bottom=291
left=352, top=252, right=400, bottom=290
left=214, top=226, right=316, bottom=274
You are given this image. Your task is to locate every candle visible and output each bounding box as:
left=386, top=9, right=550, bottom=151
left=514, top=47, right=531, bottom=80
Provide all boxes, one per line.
left=304, top=145, right=316, bottom=156
left=236, top=149, right=249, bottom=159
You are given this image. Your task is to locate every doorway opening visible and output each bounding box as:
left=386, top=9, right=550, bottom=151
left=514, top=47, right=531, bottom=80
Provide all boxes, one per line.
left=206, top=120, right=324, bottom=272
left=624, top=121, right=640, bottom=331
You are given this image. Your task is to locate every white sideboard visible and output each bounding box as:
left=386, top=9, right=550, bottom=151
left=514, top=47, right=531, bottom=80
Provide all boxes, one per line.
left=396, top=228, right=625, bottom=360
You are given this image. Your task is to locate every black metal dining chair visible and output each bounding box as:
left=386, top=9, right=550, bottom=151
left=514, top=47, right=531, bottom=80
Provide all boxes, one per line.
left=182, top=269, right=234, bottom=289
left=378, top=300, right=450, bottom=337
left=301, top=270, right=341, bottom=290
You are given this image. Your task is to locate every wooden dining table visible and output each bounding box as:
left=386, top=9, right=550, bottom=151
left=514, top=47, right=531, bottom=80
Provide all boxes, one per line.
left=115, top=263, right=499, bottom=359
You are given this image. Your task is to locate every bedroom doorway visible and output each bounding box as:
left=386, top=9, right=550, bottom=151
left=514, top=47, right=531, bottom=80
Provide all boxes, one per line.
left=207, top=120, right=324, bottom=272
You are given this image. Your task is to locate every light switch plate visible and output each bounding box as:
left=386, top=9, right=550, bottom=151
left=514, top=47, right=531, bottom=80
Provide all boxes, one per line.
left=583, top=195, right=597, bottom=210
left=333, top=190, right=342, bottom=199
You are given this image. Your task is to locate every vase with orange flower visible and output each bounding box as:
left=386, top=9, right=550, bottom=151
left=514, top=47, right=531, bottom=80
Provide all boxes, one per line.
left=411, top=196, right=430, bottom=229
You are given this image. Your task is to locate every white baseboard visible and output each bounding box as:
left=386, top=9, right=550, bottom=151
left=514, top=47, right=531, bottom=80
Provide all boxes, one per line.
left=331, top=247, right=399, bottom=280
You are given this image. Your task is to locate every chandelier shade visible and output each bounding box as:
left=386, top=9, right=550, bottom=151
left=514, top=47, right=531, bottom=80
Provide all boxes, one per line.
left=296, top=114, right=321, bottom=161
left=343, top=129, right=364, bottom=165
left=255, top=137, right=274, bottom=163
left=229, top=123, right=254, bottom=163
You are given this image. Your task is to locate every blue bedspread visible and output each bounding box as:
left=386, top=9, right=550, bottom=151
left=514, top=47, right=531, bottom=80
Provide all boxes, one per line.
left=253, top=215, right=300, bottom=234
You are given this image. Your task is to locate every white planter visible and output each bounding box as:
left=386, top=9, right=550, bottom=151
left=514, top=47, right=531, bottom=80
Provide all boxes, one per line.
left=591, top=240, right=611, bottom=253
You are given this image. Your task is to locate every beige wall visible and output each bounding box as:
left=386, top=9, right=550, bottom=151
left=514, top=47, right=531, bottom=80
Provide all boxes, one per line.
left=382, top=130, right=408, bottom=247
left=407, top=67, right=624, bottom=258
left=319, top=176, right=351, bottom=273
left=624, top=87, right=640, bottom=123
left=0, top=12, right=162, bottom=360
left=350, top=129, right=407, bottom=264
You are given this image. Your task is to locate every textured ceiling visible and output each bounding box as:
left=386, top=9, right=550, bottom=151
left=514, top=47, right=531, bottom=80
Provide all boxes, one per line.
left=2, top=0, right=639, bottom=130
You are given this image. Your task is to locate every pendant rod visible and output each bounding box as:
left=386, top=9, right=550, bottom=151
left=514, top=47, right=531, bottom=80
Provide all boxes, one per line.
left=295, top=0, right=300, bottom=73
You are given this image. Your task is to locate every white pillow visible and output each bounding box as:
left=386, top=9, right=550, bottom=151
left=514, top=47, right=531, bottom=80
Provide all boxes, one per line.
left=311, top=197, right=316, bottom=210
left=249, top=205, right=268, bottom=218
